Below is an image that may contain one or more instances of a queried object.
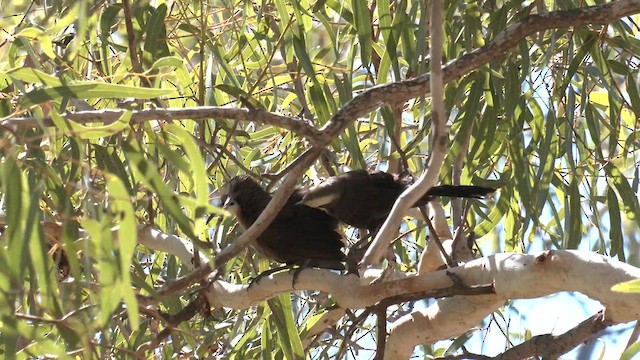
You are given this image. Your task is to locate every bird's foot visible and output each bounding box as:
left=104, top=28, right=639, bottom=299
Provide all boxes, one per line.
left=288, top=260, right=312, bottom=289
left=247, top=266, right=290, bottom=288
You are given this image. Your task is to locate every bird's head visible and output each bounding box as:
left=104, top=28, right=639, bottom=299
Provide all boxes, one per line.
left=220, top=176, right=270, bottom=225
left=219, top=176, right=248, bottom=216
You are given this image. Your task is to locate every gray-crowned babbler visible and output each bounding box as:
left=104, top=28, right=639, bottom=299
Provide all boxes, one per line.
left=222, top=176, right=346, bottom=271
left=299, top=170, right=495, bottom=231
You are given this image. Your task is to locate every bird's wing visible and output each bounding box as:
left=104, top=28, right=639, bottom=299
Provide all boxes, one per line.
left=254, top=204, right=345, bottom=268
left=330, top=171, right=405, bottom=228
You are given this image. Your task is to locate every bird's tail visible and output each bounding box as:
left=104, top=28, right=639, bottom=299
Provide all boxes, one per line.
left=414, top=185, right=496, bottom=207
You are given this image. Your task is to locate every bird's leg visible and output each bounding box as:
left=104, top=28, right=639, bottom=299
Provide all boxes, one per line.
left=368, top=248, right=397, bottom=285
left=346, top=231, right=374, bottom=275
left=248, top=265, right=293, bottom=288
left=289, top=260, right=311, bottom=289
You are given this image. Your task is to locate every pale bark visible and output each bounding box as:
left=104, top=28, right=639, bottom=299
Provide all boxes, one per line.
left=138, top=225, right=640, bottom=359
left=418, top=202, right=454, bottom=274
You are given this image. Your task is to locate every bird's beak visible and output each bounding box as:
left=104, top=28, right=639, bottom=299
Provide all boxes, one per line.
left=222, top=196, right=241, bottom=217
left=222, top=196, right=231, bottom=209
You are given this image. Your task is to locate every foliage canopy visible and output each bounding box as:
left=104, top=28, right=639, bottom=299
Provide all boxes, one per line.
left=0, top=0, right=639, bottom=358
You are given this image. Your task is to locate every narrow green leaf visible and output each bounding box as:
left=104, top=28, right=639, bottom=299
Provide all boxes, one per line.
left=584, top=104, right=604, bottom=159
left=612, top=279, right=640, bottom=293
left=50, top=109, right=131, bottom=139
left=533, top=110, right=558, bottom=217
left=621, top=340, right=640, bottom=360
left=81, top=217, right=121, bottom=328
left=15, top=28, right=56, bottom=58
left=3, top=157, right=29, bottom=280
left=26, top=172, right=62, bottom=315
left=144, top=4, right=171, bottom=63
left=124, top=143, right=202, bottom=244
left=344, top=122, right=367, bottom=169
left=215, top=84, right=262, bottom=108
left=559, top=33, right=597, bottom=93
left=210, top=44, right=241, bottom=88
left=566, top=178, right=582, bottom=249
left=150, top=56, right=195, bottom=97
left=607, top=185, right=624, bottom=261
left=19, top=338, right=73, bottom=359
left=352, top=0, right=372, bottom=68
left=626, top=74, right=640, bottom=114
left=228, top=314, right=260, bottom=360
left=93, top=144, right=134, bottom=194
left=605, top=163, right=640, bottom=228
left=308, top=82, right=331, bottom=124
left=166, top=124, right=208, bottom=204
left=19, top=83, right=174, bottom=107
left=444, top=328, right=478, bottom=355
left=475, top=180, right=511, bottom=238
left=6, top=67, right=63, bottom=86
left=99, top=5, right=120, bottom=77
left=289, top=24, right=313, bottom=69
left=268, top=293, right=304, bottom=360
left=106, top=173, right=139, bottom=330
left=261, top=320, right=274, bottom=359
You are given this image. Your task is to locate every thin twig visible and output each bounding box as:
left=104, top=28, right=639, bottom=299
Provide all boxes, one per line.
left=362, top=0, right=447, bottom=267
left=421, top=206, right=455, bottom=268
left=374, top=306, right=388, bottom=360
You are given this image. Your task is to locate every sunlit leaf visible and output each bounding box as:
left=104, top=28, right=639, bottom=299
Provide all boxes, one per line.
left=268, top=294, right=304, bottom=359
left=19, top=83, right=174, bottom=107
left=50, top=109, right=131, bottom=139
left=612, top=279, right=640, bottom=293
left=106, top=173, right=139, bottom=330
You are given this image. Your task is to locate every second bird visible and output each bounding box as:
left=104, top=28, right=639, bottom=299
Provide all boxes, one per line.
left=222, top=176, right=346, bottom=270
left=300, top=170, right=496, bottom=230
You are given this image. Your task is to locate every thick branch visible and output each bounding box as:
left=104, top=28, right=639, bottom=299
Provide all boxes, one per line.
left=8, top=1, right=638, bottom=149
left=383, top=250, right=640, bottom=357
left=136, top=226, right=214, bottom=301
left=494, top=310, right=611, bottom=359
left=4, top=107, right=324, bottom=145
left=390, top=296, right=504, bottom=359
left=139, top=227, right=640, bottom=320
left=317, top=0, right=640, bottom=143
left=437, top=310, right=612, bottom=359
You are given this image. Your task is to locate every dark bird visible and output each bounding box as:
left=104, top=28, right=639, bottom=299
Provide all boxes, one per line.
left=299, top=170, right=496, bottom=230
left=222, top=176, right=346, bottom=271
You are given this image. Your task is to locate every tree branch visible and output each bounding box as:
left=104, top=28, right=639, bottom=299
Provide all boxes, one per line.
left=361, top=0, right=447, bottom=267
left=7, top=1, right=639, bottom=150
left=316, top=0, right=640, bottom=143
left=138, top=226, right=640, bottom=319
left=383, top=250, right=639, bottom=357
left=494, top=310, right=611, bottom=359
left=4, top=107, right=325, bottom=144
left=417, top=202, right=454, bottom=274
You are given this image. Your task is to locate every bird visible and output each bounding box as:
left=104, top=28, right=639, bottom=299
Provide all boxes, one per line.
left=299, top=170, right=496, bottom=231
left=221, top=175, right=346, bottom=272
